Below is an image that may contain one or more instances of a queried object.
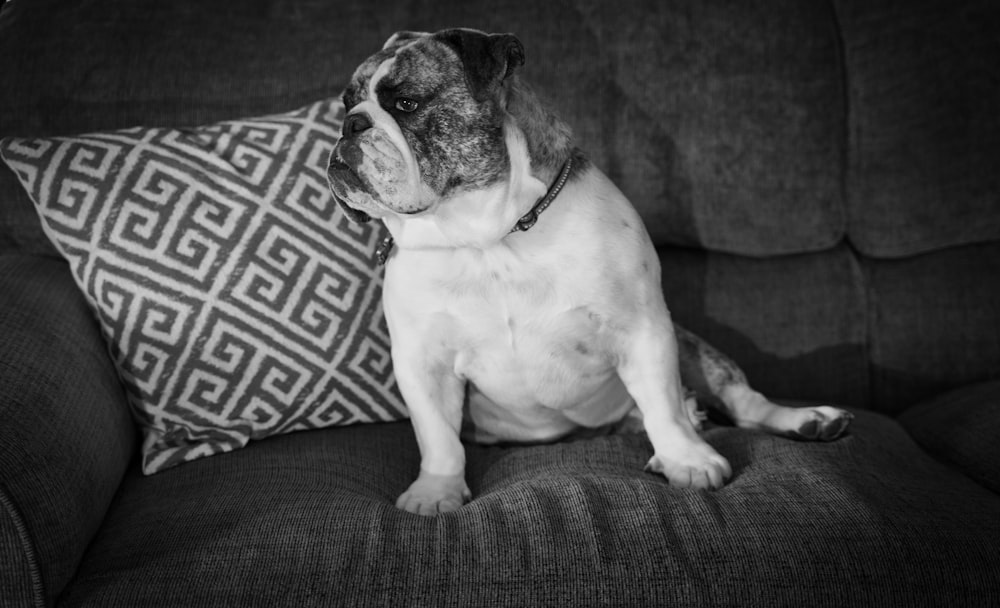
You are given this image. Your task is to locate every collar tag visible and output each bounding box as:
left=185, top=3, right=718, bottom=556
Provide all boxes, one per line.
left=514, top=209, right=538, bottom=232
left=375, top=235, right=394, bottom=265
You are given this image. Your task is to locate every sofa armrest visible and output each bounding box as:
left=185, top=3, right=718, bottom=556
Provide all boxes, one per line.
left=0, top=255, right=135, bottom=607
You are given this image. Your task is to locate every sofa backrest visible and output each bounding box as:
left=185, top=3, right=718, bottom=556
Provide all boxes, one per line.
left=3, top=0, right=998, bottom=258
left=2, top=0, right=998, bottom=411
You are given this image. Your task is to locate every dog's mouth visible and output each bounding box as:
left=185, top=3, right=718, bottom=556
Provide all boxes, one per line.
left=327, top=157, right=373, bottom=223
left=332, top=192, right=372, bottom=224
left=327, top=143, right=433, bottom=222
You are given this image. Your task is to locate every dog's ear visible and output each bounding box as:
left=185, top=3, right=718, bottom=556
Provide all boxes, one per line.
left=435, top=29, right=525, bottom=102
left=382, top=31, right=429, bottom=51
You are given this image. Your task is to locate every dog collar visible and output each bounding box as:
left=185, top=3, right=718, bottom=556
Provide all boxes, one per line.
left=374, top=157, right=574, bottom=265
left=509, top=156, right=573, bottom=233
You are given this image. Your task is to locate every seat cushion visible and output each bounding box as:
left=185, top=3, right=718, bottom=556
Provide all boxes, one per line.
left=898, top=380, right=1000, bottom=494
left=61, top=410, right=1000, bottom=607
left=863, top=242, right=1000, bottom=413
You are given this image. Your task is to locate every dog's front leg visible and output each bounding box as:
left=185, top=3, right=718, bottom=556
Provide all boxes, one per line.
left=392, top=350, right=470, bottom=516
left=617, top=317, right=732, bottom=489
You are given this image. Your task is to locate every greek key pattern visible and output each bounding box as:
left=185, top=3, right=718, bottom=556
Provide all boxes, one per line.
left=0, top=98, right=407, bottom=474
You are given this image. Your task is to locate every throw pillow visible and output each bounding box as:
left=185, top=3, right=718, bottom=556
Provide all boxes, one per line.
left=0, top=97, right=407, bottom=474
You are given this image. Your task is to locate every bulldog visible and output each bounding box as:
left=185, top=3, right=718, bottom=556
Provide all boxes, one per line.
left=327, top=28, right=853, bottom=516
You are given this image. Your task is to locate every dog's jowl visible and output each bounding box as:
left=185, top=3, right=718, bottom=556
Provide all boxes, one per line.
left=327, top=28, right=853, bottom=516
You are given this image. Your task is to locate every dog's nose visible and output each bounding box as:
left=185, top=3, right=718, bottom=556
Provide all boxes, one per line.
left=342, top=112, right=373, bottom=138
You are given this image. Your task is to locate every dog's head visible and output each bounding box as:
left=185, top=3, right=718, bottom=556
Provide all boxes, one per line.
left=327, top=29, right=525, bottom=223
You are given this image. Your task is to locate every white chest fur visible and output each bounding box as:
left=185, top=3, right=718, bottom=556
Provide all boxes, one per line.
left=387, top=244, right=634, bottom=442
left=381, top=170, right=662, bottom=443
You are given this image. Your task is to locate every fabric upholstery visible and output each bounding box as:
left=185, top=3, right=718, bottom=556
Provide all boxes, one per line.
left=0, top=98, right=407, bottom=474
left=62, top=411, right=1000, bottom=607
left=0, top=0, right=845, bottom=257
left=0, top=0, right=999, bottom=605
left=660, top=245, right=869, bottom=409
left=544, top=0, right=846, bottom=256
left=898, top=381, right=1000, bottom=494
left=0, top=255, right=135, bottom=606
left=0, top=494, right=39, bottom=608
left=864, top=242, right=1000, bottom=413
left=837, top=0, right=1000, bottom=257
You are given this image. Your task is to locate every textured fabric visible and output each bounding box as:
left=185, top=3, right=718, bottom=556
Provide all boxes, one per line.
left=660, top=244, right=869, bottom=409
left=0, top=0, right=366, bottom=256
left=61, top=411, right=1000, bottom=607
left=548, top=0, right=845, bottom=255
left=0, top=98, right=407, bottom=474
left=837, top=0, right=1000, bottom=257
left=0, top=0, right=845, bottom=257
left=864, top=242, right=1000, bottom=413
left=0, top=490, right=41, bottom=608
left=898, top=381, right=1000, bottom=494
left=0, top=1, right=998, bottom=605
left=0, top=255, right=135, bottom=606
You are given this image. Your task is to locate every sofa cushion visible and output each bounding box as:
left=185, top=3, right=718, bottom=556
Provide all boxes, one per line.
left=838, top=0, right=1000, bottom=257
left=898, top=381, right=1000, bottom=494
left=0, top=98, right=407, bottom=474
left=863, top=242, right=1000, bottom=413
left=0, top=255, right=135, bottom=607
left=660, top=244, right=869, bottom=409
left=61, top=410, right=1000, bottom=606
left=339, top=0, right=848, bottom=256
left=0, top=0, right=846, bottom=259
left=538, top=0, right=846, bottom=256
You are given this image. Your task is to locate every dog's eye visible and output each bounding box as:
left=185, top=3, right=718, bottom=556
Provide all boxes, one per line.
left=395, top=98, right=419, bottom=113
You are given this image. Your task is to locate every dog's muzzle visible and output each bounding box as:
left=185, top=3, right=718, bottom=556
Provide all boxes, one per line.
left=327, top=148, right=372, bottom=224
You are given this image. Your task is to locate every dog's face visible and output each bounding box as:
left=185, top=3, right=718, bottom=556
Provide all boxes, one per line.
left=327, top=29, right=525, bottom=223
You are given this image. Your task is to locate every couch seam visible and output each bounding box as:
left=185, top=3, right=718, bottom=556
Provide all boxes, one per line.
left=826, top=0, right=851, bottom=251
left=0, top=483, right=46, bottom=608
left=843, top=239, right=875, bottom=410
left=827, top=0, right=875, bottom=409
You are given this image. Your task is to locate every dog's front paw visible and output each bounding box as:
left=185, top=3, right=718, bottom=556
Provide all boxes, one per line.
left=645, top=441, right=732, bottom=490
left=396, top=471, right=471, bottom=516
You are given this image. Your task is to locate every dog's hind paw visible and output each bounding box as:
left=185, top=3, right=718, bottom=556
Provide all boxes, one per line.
left=787, top=406, right=854, bottom=441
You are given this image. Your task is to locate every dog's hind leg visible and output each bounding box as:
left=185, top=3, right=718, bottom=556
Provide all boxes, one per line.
left=673, top=325, right=853, bottom=441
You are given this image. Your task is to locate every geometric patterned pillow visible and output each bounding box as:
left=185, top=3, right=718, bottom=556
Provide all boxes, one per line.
left=0, top=97, right=407, bottom=474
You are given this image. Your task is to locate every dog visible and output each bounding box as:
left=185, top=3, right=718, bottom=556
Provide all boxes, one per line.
left=327, top=28, right=853, bottom=516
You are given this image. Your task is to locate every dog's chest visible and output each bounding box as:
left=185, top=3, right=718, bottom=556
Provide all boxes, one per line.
left=428, top=249, right=620, bottom=408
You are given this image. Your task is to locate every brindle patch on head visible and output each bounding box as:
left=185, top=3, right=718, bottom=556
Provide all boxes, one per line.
left=333, top=30, right=521, bottom=222
left=386, top=38, right=509, bottom=196
left=343, top=47, right=397, bottom=111
left=350, top=35, right=509, bottom=199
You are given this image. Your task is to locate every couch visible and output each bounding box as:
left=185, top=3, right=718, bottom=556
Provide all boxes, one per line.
left=2, top=0, right=999, bottom=606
